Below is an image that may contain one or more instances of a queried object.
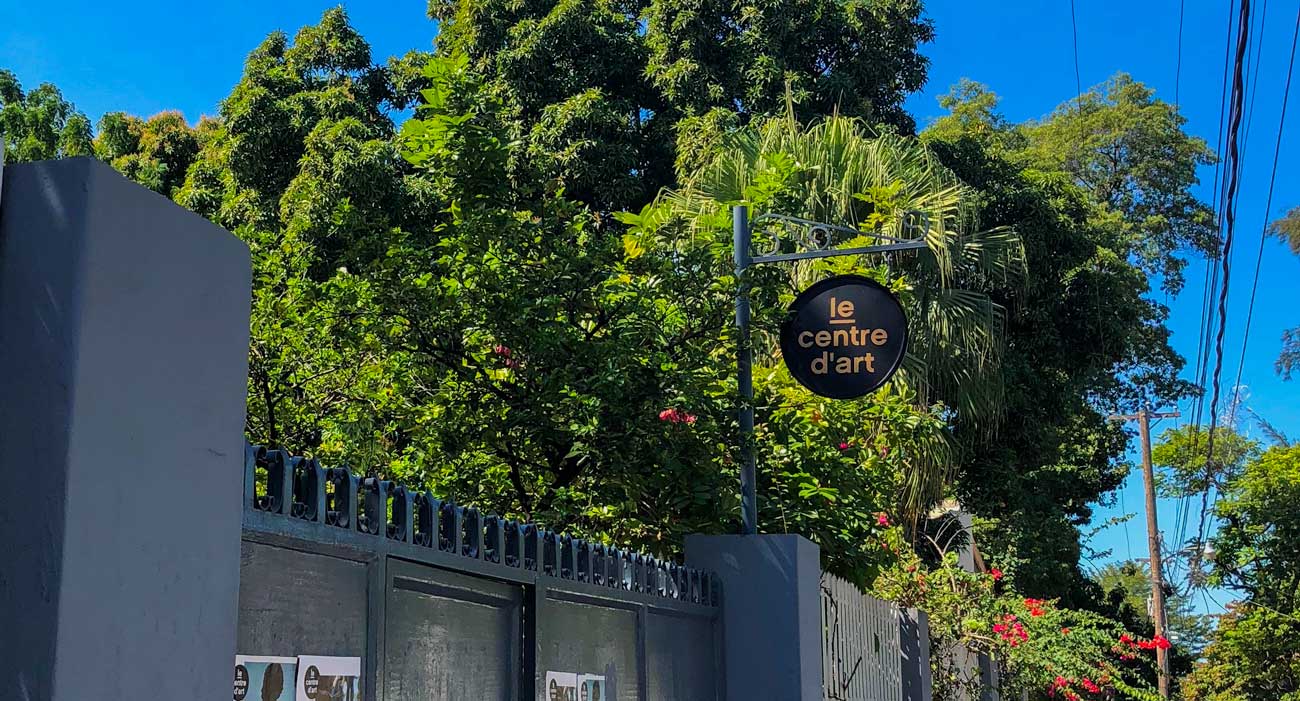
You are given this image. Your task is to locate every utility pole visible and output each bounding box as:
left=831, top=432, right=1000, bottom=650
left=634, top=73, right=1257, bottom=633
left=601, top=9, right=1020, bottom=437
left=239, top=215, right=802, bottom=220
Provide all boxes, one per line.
left=1109, top=407, right=1179, bottom=699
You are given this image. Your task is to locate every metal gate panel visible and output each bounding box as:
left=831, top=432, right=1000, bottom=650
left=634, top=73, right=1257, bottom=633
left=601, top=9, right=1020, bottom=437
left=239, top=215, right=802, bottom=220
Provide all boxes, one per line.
left=238, top=539, right=369, bottom=658
left=538, top=592, right=639, bottom=701
left=384, top=559, right=523, bottom=701
left=645, top=609, right=718, bottom=701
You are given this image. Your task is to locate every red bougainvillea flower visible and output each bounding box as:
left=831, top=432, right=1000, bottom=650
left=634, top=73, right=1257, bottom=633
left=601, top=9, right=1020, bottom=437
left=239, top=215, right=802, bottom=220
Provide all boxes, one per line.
left=658, top=408, right=697, bottom=424
left=1061, top=627, right=1071, bottom=635
left=990, top=568, right=1004, bottom=581
left=1154, top=635, right=1171, bottom=650
left=838, top=441, right=851, bottom=451
left=1081, top=679, right=1100, bottom=694
left=876, top=513, right=890, bottom=527
left=993, top=623, right=1008, bottom=634
left=1054, top=676, right=1067, bottom=688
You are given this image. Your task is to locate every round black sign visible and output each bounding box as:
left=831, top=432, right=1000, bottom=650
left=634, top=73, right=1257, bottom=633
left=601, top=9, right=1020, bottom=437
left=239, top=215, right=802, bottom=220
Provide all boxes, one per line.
left=779, top=275, right=908, bottom=399
left=233, top=665, right=249, bottom=701
left=303, top=665, right=321, bottom=699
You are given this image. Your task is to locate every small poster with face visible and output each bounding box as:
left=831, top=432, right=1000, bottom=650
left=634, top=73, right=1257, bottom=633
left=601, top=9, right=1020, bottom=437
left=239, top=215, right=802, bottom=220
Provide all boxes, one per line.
left=234, top=656, right=297, bottom=701
left=578, top=674, right=607, bottom=701
left=545, top=671, right=578, bottom=701
left=295, top=656, right=361, bottom=701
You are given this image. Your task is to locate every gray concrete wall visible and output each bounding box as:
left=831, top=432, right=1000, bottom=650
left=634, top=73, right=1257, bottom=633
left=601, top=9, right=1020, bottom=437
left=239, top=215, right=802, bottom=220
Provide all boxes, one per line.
left=0, top=158, right=251, bottom=701
left=686, top=533, right=823, bottom=701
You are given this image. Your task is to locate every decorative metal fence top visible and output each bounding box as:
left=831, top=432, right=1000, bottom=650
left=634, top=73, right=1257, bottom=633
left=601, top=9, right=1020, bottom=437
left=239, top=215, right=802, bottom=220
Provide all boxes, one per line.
left=243, top=444, right=718, bottom=607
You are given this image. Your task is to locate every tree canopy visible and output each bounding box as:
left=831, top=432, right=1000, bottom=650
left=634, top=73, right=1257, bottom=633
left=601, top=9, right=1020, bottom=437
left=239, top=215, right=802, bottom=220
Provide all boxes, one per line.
left=1184, top=444, right=1300, bottom=700
left=920, top=80, right=1208, bottom=607
left=0, top=69, right=93, bottom=161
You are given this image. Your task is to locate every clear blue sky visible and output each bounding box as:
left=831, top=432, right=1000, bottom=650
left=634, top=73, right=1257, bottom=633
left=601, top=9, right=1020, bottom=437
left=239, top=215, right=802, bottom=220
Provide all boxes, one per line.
left=4, top=0, right=1296, bottom=611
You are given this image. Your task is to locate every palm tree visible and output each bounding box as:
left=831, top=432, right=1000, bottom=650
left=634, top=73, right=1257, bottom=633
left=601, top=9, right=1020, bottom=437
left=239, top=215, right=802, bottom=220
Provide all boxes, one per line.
left=634, top=114, right=1024, bottom=516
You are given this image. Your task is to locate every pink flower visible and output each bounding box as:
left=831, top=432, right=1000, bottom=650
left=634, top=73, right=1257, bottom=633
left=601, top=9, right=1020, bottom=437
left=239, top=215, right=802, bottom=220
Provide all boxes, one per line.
left=658, top=408, right=697, bottom=425
left=838, top=441, right=850, bottom=451
left=993, top=623, right=1008, bottom=633
left=876, top=513, right=890, bottom=527
left=990, top=568, right=1003, bottom=581
left=1054, top=676, right=1067, bottom=688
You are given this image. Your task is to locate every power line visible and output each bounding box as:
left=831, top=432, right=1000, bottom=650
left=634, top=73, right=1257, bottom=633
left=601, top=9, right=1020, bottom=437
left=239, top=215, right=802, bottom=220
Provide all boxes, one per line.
left=1191, top=0, right=1254, bottom=589
left=1231, top=7, right=1300, bottom=413
left=1069, top=0, right=1084, bottom=101
left=1192, top=0, right=1239, bottom=437
left=1240, top=0, right=1270, bottom=150
left=1175, top=0, right=1186, bottom=108
left=1206, top=0, right=1253, bottom=473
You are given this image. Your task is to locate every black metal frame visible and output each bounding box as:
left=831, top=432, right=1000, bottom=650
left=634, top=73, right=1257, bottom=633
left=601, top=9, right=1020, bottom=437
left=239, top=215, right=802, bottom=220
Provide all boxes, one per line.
left=732, top=206, right=931, bottom=535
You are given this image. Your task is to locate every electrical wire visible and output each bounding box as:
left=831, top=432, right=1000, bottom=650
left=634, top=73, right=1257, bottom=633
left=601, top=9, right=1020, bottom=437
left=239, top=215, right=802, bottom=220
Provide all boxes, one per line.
left=1206, top=0, right=1253, bottom=490
left=1069, top=0, right=1084, bottom=101
left=1176, top=0, right=1186, bottom=109
left=1193, top=0, right=1254, bottom=589
left=1231, top=7, right=1300, bottom=414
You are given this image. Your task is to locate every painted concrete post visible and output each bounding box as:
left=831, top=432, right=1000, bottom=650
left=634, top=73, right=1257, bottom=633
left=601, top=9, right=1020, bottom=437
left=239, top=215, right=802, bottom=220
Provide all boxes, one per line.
left=685, top=533, right=823, bottom=701
left=900, top=608, right=933, bottom=701
left=0, top=158, right=252, bottom=701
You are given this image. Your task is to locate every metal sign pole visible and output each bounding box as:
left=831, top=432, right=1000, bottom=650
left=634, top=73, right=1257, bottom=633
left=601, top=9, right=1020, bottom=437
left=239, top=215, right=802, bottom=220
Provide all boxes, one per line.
left=729, top=205, right=928, bottom=537
left=733, top=205, right=757, bottom=536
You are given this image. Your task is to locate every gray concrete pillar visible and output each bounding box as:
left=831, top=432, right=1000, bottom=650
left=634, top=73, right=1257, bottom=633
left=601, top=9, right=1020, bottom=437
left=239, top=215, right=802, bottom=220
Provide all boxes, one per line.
left=900, top=608, right=933, bottom=701
left=0, top=158, right=252, bottom=701
left=685, top=534, right=823, bottom=701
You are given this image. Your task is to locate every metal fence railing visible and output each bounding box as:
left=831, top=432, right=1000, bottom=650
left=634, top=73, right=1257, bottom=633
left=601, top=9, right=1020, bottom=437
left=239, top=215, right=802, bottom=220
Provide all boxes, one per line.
left=243, top=444, right=719, bottom=606
left=822, top=573, right=906, bottom=701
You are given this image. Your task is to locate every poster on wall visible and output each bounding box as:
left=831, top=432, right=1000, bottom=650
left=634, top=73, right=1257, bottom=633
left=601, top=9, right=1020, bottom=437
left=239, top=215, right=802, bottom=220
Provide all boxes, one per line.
left=295, top=655, right=361, bottom=701
left=545, top=671, right=578, bottom=701
left=234, top=656, right=297, bottom=701
left=577, top=674, right=607, bottom=701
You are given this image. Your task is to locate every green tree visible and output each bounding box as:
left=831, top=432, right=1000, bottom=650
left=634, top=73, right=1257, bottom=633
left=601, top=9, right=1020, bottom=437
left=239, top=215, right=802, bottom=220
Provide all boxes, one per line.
left=430, top=0, right=935, bottom=212
left=1019, top=73, right=1218, bottom=293
left=920, top=79, right=1209, bottom=607
left=168, top=8, right=431, bottom=462
left=1183, top=444, right=1300, bottom=700
left=643, top=0, right=932, bottom=130
left=430, top=0, right=666, bottom=211
left=1152, top=424, right=1260, bottom=499
left=1095, top=560, right=1214, bottom=656
left=1268, top=207, right=1300, bottom=380
left=94, top=110, right=201, bottom=195
left=0, top=69, right=93, bottom=162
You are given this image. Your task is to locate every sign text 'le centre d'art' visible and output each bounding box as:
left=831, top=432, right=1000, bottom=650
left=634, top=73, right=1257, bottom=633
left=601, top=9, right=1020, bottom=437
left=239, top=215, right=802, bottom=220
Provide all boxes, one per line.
left=779, top=275, right=908, bottom=400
